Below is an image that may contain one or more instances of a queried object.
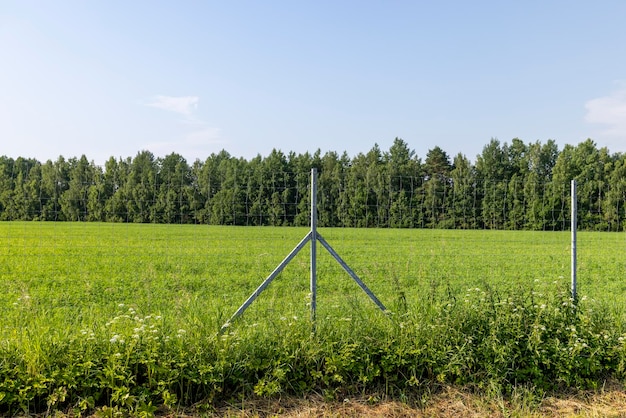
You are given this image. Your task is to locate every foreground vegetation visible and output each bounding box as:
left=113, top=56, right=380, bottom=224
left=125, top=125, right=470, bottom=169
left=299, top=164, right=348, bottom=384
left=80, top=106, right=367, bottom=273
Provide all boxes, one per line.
left=1, top=223, right=625, bottom=415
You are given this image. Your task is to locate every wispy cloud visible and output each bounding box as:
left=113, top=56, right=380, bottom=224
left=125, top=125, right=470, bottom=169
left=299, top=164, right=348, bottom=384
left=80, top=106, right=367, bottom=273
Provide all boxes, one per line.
left=584, top=85, right=626, bottom=137
left=143, top=94, right=229, bottom=159
left=146, top=95, right=199, bottom=118
left=184, top=127, right=223, bottom=145
left=143, top=127, right=227, bottom=161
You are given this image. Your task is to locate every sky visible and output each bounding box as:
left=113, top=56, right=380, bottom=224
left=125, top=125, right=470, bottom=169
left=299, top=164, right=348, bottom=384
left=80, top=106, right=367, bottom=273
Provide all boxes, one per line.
left=1, top=1, right=626, bottom=166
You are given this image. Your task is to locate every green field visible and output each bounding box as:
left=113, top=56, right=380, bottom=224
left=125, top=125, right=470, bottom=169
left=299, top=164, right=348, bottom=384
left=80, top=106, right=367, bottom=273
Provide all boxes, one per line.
left=1, top=222, right=625, bottom=415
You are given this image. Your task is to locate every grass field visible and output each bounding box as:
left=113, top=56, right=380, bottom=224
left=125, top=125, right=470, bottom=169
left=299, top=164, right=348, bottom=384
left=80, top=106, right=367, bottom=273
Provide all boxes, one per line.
left=1, top=222, right=625, bottom=415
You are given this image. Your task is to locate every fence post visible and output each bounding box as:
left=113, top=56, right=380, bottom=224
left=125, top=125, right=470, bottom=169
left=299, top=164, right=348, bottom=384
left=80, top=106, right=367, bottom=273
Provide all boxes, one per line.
left=571, top=179, right=577, bottom=301
left=221, top=167, right=386, bottom=332
left=310, top=168, right=317, bottom=324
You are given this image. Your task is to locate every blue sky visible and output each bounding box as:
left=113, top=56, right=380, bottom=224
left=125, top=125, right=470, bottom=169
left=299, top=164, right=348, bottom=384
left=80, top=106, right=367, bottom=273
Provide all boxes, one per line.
left=1, top=1, right=625, bottom=166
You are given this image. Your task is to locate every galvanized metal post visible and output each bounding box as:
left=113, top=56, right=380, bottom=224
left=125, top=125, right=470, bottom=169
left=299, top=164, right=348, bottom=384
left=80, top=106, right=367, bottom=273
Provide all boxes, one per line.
left=310, top=168, right=317, bottom=323
left=571, top=180, right=577, bottom=301
left=222, top=166, right=388, bottom=332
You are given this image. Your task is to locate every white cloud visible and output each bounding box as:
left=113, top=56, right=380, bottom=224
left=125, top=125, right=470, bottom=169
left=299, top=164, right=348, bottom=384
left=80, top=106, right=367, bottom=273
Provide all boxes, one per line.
left=146, top=95, right=199, bottom=117
left=185, top=127, right=223, bottom=145
left=584, top=86, right=626, bottom=137
left=143, top=94, right=229, bottom=159
left=143, top=127, right=227, bottom=161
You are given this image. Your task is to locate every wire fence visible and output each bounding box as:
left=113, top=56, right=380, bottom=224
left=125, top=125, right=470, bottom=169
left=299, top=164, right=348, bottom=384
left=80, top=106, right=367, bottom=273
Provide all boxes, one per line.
left=1, top=166, right=624, bottom=232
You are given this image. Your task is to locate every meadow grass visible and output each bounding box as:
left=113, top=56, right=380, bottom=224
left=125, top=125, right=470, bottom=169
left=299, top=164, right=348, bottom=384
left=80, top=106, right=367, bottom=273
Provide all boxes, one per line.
left=0, top=222, right=625, bottom=415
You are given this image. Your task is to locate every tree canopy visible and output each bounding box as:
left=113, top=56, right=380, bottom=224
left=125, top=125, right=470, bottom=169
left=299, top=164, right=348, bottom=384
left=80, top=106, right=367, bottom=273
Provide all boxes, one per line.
left=1, top=138, right=624, bottom=230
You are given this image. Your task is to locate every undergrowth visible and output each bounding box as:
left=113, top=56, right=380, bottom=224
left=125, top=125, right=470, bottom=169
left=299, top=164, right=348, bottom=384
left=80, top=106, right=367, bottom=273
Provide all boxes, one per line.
left=2, top=286, right=626, bottom=416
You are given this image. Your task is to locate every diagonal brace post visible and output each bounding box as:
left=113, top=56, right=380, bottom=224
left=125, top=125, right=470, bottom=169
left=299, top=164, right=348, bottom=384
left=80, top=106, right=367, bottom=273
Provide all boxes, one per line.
left=317, top=233, right=388, bottom=313
left=221, top=231, right=313, bottom=332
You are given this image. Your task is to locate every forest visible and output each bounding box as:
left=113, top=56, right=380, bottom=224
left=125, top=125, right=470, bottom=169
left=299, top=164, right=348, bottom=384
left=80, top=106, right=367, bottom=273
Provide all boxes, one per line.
left=1, top=137, right=625, bottom=231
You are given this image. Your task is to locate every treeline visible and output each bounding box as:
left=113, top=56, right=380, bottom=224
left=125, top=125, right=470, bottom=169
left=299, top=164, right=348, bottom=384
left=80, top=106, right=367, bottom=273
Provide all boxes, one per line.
left=1, top=138, right=625, bottom=230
